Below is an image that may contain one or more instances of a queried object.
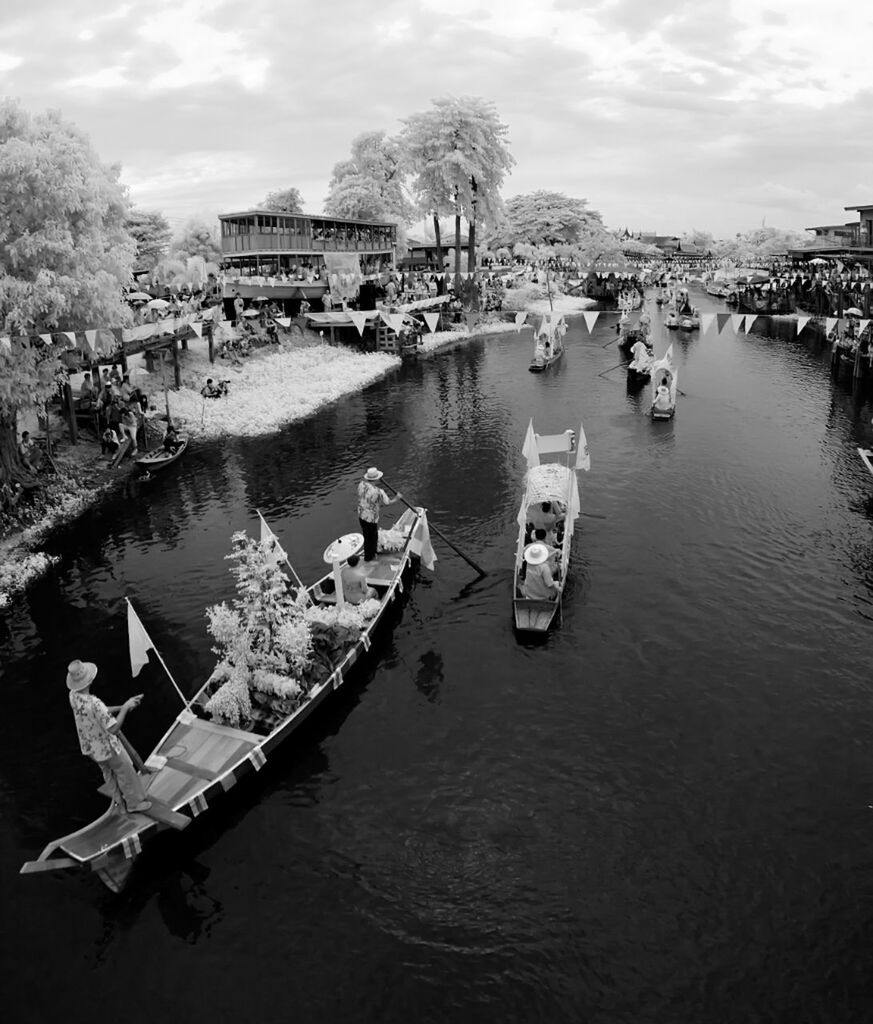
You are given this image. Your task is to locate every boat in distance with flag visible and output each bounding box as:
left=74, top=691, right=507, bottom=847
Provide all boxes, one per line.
left=21, top=505, right=433, bottom=892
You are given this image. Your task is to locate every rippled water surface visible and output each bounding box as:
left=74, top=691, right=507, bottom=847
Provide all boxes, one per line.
left=3, top=290, right=873, bottom=1023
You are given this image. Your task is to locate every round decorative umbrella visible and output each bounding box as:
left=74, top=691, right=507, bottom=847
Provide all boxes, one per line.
left=127, top=291, right=151, bottom=301
left=242, top=308, right=261, bottom=318
left=254, top=295, right=270, bottom=302
left=808, top=257, right=828, bottom=265
left=845, top=307, right=863, bottom=316
left=146, top=298, right=170, bottom=310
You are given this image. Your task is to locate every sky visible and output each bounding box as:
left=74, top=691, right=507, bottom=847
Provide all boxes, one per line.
left=1, top=0, right=871, bottom=239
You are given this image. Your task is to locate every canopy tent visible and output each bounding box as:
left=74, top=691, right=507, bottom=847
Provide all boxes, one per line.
left=517, top=463, right=581, bottom=531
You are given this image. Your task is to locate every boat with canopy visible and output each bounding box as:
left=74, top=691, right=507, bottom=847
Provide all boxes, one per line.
left=528, top=312, right=567, bottom=372
left=21, top=506, right=435, bottom=892
left=627, top=338, right=654, bottom=384
left=650, top=345, right=678, bottom=420
left=513, top=419, right=589, bottom=633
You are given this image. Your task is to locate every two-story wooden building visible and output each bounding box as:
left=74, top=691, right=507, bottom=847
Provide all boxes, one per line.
left=218, top=210, right=397, bottom=300
left=787, top=204, right=873, bottom=265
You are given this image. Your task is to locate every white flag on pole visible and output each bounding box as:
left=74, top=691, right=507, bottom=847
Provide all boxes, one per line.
left=521, top=419, right=540, bottom=469
left=409, top=511, right=437, bottom=571
left=514, top=311, right=528, bottom=332
left=127, top=600, right=155, bottom=678
left=575, top=421, right=590, bottom=472
left=258, top=510, right=287, bottom=566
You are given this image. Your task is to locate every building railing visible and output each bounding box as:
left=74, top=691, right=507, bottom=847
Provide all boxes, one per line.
left=222, top=233, right=394, bottom=255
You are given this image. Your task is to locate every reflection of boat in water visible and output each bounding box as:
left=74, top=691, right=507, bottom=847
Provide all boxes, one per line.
left=651, top=345, right=678, bottom=420
left=529, top=312, right=567, bottom=372
left=21, top=506, right=432, bottom=892
left=858, top=449, right=873, bottom=479
left=514, top=420, right=588, bottom=634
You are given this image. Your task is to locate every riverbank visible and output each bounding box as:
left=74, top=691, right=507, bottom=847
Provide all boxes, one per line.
left=0, top=316, right=524, bottom=606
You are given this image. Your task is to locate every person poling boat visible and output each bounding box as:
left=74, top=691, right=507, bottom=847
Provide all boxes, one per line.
left=650, top=345, right=678, bottom=420
left=22, top=502, right=437, bottom=892
left=528, top=313, right=567, bottom=372
left=357, top=467, right=403, bottom=563
left=513, top=418, right=590, bottom=633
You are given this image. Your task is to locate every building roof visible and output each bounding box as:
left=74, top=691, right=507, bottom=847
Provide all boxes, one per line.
left=806, top=223, right=857, bottom=231
left=845, top=204, right=873, bottom=213
left=219, top=209, right=396, bottom=226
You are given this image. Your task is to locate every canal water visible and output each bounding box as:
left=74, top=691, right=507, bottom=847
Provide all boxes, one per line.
left=2, top=289, right=873, bottom=1023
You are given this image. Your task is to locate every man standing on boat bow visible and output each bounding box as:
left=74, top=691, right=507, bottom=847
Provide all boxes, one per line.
left=357, top=467, right=403, bottom=563
left=66, top=660, right=151, bottom=815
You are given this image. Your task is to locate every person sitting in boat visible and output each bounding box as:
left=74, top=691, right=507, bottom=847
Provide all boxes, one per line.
left=654, top=380, right=672, bottom=412
left=163, top=423, right=182, bottom=454
left=521, top=543, right=559, bottom=601
left=340, top=555, right=378, bottom=605
left=65, top=659, right=151, bottom=815
left=533, top=528, right=560, bottom=569
left=528, top=500, right=559, bottom=534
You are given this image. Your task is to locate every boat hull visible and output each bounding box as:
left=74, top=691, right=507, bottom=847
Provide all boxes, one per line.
left=135, top=438, right=188, bottom=474
left=513, top=597, right=559, bottom=633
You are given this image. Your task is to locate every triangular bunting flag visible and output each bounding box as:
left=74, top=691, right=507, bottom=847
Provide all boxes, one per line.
left=857, top=319, right=870, bottom=336
left=716, top=313, right=732, bottom=333
left=275, top=317, right=291, bottom=328
left=796, top=317, right=811, bottom=336
left=422, top=312, right=440, bottom=333
left=825, top=317, right=838, bottom=336
left=700, top=313, right=715, bottom=334
left=190, top=321, right=203, bottom=338
left=39, top=333, right=52, bottom=345
left=730, top=314, right=744, bottom=333
left=514, top=311, right=528, bottom=332
left=582, top=311, right=600, bottom=333
left=744, top=315, right=758, bottom=333
left=348, top=310, right=368, bottom=337
left=63, top=331, right=76, bottom=346
left=84, top=330, right=97, bottom=352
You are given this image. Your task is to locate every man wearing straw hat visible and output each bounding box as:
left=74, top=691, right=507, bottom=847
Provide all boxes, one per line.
left=521, top=542, right=559, bottom=601
left=356, top=467, right=403, bottom=564
left=66, top=659, right=151, bottom=814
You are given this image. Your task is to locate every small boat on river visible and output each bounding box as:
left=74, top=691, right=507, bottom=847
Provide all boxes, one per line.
left=627, top=339, right=654, bottom=384
left=21, top=506, right=432, bottom=892
left=679, top=312, right=700, bottom=331
left=664, top=312, right=679, bottom=330
left=514, top=419, right=588, bottom=633
left=134, top=437, right=188, bottom=475
left=529, top=312, right=567, bottom=372
left=651, top=345, right=678, bottom=420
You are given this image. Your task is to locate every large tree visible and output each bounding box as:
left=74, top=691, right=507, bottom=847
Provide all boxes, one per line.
left=714, top=226, right=813, bottom=264
left=402, top=96, right=514, bottom=280
left=261, top=187, right=304, bottom=213
left=324, top=130, right=414, bottom=224
left=126, top=208, right=172, bottom=272
left=171, top=218, right=222, bottom=264
left=491, top=191, right=605, bottom=247
left=0, top=100, right=135, bottom=483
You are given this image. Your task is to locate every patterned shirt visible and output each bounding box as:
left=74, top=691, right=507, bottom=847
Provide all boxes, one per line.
left=69, top=691, right=122, bottom=762
left=357, top=480, right=390, bottom=524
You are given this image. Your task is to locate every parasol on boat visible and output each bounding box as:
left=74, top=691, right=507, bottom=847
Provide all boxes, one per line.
left=844, top=307, right=863, bottom=317
left=146, top=298, right=170, bottom=310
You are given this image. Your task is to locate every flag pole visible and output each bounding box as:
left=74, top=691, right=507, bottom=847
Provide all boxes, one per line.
left=125, top=598, right=188, bottom=707
left=256, top=509, right=308, bottom=595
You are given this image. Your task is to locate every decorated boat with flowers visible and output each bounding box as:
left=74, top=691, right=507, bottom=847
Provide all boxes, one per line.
left=513, top=419, right=589, bottom=633
left=528, top=312, right=567, bottom=372
left=651, top=345, right=678, bottom=420
left=21, top=506, right=434, bottom=892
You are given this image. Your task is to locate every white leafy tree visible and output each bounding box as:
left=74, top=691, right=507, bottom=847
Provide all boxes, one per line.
left=0, top=99, right=135, bottom=484
left=402, top=97, right=515, bottom=282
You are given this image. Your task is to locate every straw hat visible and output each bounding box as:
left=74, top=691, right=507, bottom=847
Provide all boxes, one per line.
left=66, top=659, right=98, bottom=691
left=364, top=467, right=383, bottom=481
left=523, top=543, right=549, bottom=566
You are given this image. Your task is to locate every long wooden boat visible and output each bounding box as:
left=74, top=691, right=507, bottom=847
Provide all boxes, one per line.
left=651, top=346, right=678, bottom=420
left=627, top=339, right=654, bottom=384
left=21, top=506, right=426, bottom=892
left=134, top=437, right=189, bottom=474
left=514, top=420, right=588, bottom=633
left=528, top=312, right=566, bottom=372
left=859, top=449, right=873, bottom=479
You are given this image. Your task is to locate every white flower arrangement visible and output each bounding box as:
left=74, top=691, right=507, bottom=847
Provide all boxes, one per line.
left=377, top=528, right=408, bottom=552
left=204, top=667, right=252, bottom=726
left=250, top=669, right=301, bottom=700
left=304, top=598, right=380, bottom=631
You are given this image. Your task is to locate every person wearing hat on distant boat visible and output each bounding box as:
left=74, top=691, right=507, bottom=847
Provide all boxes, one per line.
left=521, top=542, right=559, bottom=601
left=356, top=467, right=403, bottom=563
left=66, top=659, right=151, bottom=815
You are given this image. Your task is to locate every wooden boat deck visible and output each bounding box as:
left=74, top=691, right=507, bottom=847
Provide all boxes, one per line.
left=513, top=596, right=559, bottom=632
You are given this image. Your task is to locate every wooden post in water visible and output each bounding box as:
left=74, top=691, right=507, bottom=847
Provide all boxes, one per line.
left=172, top=339, right=181, bottom=389
left=207, top=320, right=215, bottom=364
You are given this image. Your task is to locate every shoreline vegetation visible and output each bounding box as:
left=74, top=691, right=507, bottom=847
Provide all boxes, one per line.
left=0, top=291, right=594, bottom=608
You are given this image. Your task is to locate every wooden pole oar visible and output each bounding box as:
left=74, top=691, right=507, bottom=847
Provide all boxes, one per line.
left=382, top=480, right=487, bottom=578
left=580, top=511, right=607, bottom=520
left=598, top=361, right=627, bottom=378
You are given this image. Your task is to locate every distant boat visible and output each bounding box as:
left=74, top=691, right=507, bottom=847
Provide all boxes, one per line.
left=529, top=313, right=567, bottom=372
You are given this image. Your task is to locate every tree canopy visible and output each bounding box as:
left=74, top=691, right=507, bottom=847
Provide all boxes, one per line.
left=491, top=191, right=601, bottom=248
left=324, top=130, right=414, bottom=228
left=171, top=218, right=222, bottom=264
left=713, top=227, right=812, bottom=263
left=261, top=187, right=304, bottom=213
left=0, top=99, right=135, bottom=474
left=127, top=208, right=172, bottom=272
